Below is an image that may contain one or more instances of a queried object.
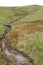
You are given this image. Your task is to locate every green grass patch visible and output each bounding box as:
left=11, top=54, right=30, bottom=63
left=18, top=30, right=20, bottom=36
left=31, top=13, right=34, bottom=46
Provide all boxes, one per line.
left=7, top=32, right=43, bottom=65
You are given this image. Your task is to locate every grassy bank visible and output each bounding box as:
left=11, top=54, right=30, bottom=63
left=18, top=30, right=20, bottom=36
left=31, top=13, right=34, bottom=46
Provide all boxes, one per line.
left=0, top=5, right=43, bottom=65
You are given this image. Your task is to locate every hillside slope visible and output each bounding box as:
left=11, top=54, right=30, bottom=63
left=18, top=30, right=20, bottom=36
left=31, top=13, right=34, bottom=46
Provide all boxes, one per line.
left=17, top=6, right=43, bottom=22
left=7, top=20, right=43, bottom=65
left=0, top=5, right=43, bottom=65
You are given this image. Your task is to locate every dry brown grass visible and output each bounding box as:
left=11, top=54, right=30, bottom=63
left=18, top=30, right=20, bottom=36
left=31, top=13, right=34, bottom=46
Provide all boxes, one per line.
left=6, top=21, right=43, bottom=65
left=7, top=21, right=43, bottom=43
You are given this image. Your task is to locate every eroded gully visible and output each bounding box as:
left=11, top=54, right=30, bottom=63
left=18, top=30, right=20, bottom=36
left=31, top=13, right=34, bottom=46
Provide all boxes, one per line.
left=1, top=27, right=33, bottom=65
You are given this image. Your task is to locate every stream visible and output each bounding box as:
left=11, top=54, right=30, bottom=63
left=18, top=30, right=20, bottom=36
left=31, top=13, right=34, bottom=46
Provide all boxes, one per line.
left=2, top=32, right=33, bottom=65
left=2, top=39, right=28, bottom=64
left=1, top=30, right=33, bottom=65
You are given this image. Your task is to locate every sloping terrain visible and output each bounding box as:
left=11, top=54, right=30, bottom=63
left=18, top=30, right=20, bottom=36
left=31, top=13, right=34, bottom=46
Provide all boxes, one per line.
left=0, top=7, right=27, bottom=24
left=0, top=5, right=43, bottom=65
left=0, top=5, right=42, bottom=38
left=15, top=5, right=40, bottom=13
left=0, top=7, right=28, bottom=38
left=0, top=7, right=29, bottom=65
left=20, top=9, right=43, bottom=21
left=17, top=6, right=43, bottom=22
left=6, top=20, right=43, bottom=65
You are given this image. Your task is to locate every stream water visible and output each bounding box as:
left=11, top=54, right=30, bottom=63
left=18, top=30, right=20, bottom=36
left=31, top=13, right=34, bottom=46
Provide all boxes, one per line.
left=2, top=34, right=32, bottom=65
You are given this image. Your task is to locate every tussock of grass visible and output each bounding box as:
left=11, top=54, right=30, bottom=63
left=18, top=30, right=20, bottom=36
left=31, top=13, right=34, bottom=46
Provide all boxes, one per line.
left=7, top=31, right=43, bottom=65
left=6, top=21, right=43, bottom=65
left=0, top=5, right=43, bottom=65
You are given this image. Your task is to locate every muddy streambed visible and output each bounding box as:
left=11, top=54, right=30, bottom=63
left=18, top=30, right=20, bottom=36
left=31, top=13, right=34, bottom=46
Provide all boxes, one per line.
left=1, top=32, right=33, bottom=65
left=1, top=21, right=43, bottom=65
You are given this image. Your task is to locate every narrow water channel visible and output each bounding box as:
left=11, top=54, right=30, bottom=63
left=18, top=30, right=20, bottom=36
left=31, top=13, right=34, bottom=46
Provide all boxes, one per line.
left=1, top=33, right=33, bottom=65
